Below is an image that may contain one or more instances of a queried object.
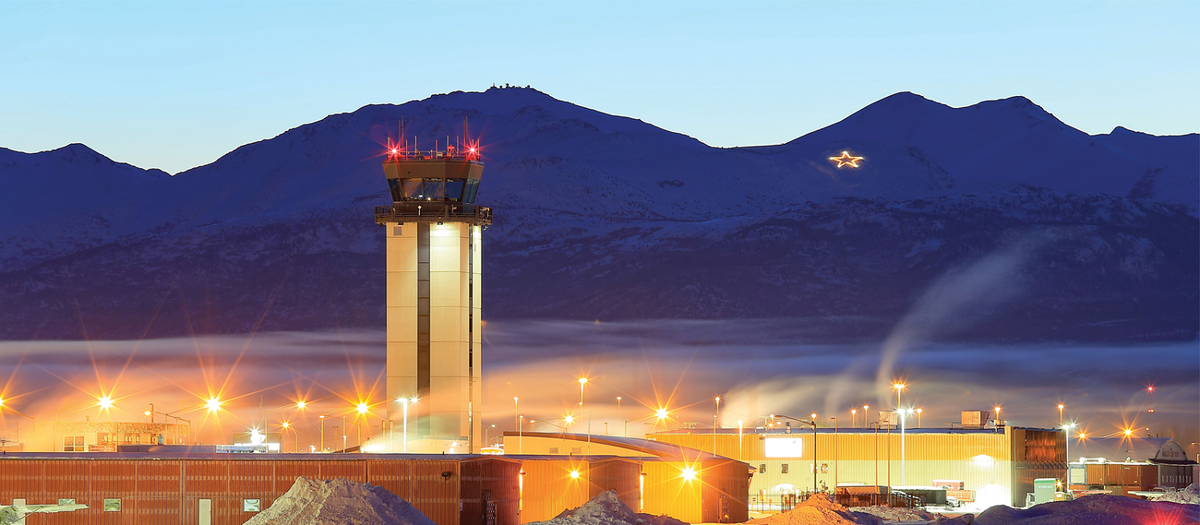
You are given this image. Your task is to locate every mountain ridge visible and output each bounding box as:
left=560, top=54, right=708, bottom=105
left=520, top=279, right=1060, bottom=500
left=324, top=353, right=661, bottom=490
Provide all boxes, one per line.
left=1, top=88, right=1195, bottom=340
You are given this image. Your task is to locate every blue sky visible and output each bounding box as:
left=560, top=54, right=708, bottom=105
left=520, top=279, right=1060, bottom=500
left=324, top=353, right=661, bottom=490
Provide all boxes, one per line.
left=2, top=1, right=1197, bottom=174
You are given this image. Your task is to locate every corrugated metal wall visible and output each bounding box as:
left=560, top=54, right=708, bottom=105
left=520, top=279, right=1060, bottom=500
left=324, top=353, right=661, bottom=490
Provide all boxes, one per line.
left=641, top=461, right=701, bottom=524
left=517, top=458, right=590, bottom=523
left=460, top=458, right=520, bottom=525
left=587, top=458, right=641, bottom=510
left=699, top=459, right=749, bottom=523
left=0, top=455, right=737, bottom=525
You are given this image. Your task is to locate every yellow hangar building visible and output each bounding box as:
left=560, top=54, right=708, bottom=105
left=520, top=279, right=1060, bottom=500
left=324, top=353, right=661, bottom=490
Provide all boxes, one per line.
left=647, top=423, right=1064, bottom=508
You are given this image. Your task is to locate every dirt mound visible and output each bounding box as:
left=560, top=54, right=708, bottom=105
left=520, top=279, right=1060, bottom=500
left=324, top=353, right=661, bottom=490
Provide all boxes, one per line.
left=747, top=494, right=883, bottom=525
left=243, top=477, right=435, bottom=525
left=974, top=494, right=1199, bottom=525
left=1155, top=483, right=1200, bottom=505
left=533, top=490, right=687, bottom=525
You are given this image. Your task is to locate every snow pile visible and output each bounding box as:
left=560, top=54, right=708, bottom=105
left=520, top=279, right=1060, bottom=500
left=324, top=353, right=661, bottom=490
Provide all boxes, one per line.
left=974, top=495, right=1198, bottom=525
left=746, top=494, right=884, bottom=525
left=847, top=505, right=937, bottom=522
left=1155, top=483, right=1200, bottom=505
left=243, top=477, right=435, bottom=525
left=530, top=490, right=687, bottom=525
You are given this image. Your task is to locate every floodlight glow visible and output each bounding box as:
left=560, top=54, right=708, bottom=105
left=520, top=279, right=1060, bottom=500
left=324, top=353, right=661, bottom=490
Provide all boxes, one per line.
left=569, top=470, right=580, bottom=479
left=357, top=403, right=369, bottom=415
left=206, top=397, right=221, bottom=412
left=297, top=401, right=306, bottom=409
left=564, top=415, right=574, bottom=424
left=681, top=467, right=697, bottom=481
left=656, top=408, right=668, bottom=420
left=98, top=396, right=113, bottom=409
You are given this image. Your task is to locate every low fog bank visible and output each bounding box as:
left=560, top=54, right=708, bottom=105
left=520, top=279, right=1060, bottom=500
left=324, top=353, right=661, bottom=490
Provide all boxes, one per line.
left=0, top=321, right=1195, bottom=451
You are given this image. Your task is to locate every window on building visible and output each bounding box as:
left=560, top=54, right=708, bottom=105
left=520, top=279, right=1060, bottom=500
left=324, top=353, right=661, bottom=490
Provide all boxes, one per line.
left=781, top=464, right=789, bottom=474
left=548, top=447, right=559, bottom=454
left=58, top=499, right=75, bottom=505
left=243, top=499, right=261, bottom=512
left=104, top=499, right=121, bottom=512
left=571, top=447, right=582, bottom=454
left=759, top=464, right=766, bottom=474
left=63, top=436, right=85, bottom=452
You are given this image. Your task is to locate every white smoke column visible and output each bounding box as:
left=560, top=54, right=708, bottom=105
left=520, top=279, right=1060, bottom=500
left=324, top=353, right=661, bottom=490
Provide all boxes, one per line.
left=875, top=234, right=1046, bottom=405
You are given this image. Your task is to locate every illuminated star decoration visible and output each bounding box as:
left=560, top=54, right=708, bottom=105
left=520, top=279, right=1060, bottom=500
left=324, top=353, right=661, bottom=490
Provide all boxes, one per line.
left=829, top=151, right=864, bottom=168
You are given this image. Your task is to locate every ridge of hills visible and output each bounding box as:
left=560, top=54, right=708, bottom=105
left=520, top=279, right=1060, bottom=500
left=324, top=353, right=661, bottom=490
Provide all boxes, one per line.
left=0, top=87, right=1196, bottom=341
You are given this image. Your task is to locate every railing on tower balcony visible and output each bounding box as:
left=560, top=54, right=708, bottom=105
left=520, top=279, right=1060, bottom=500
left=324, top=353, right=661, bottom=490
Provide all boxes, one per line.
left=374, top=203, right=492, bottom=226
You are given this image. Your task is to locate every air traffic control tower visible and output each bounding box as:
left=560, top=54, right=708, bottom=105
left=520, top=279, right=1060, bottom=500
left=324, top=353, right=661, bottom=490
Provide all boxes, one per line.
left=375, top=136, right=491, bottom=453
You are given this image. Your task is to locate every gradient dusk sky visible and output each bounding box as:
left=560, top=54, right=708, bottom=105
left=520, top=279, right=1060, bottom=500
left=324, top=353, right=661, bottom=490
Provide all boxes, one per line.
left=2, top=1, right=1197, bottom=174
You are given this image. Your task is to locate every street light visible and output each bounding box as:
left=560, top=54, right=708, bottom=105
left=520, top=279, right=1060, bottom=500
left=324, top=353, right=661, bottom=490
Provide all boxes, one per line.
left=398, top=398, right=416, bottom=453
left=206, top=397, right=221, bottom=413
left=713, top=397, right=721, bottom=453
left=617, top=397, right=624, bottom=437
left=485, top=424, right=497, bottom=447
left=851, top=408, right=857, bottom=428
left=319, top=415, right=326, bottom=452
left=578, top=378, right=588, bottom=406
left=1058, top=404, right=1064, bottom=427
left=994, top=406, right=1002, bottom=429
left=772, top=414, right=818, bottom=493
left=1063, top=423, right=1076, bottom=488
left=915, top=408, right=922, bottom=428
left=894, top=384, right=907, bottom=486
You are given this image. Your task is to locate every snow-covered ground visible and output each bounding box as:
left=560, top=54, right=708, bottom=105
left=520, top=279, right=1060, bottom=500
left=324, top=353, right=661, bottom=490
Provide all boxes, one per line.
left=243, top=477, right=434, bottom=525
left=239, top=479, right=1199, bottom=525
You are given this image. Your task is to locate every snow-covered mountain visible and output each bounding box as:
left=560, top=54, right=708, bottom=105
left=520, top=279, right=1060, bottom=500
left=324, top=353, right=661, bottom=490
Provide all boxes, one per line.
left=1, top=87, right=1195, bottom=341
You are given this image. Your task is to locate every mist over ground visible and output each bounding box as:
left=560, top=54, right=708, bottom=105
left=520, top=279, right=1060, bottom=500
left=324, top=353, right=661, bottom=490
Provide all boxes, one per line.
left=1, top=322, right=1194, bottom=452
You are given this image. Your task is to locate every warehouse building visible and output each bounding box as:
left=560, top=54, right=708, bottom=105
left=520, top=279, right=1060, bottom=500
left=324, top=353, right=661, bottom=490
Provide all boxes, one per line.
left=0, top=447, right=747, bottom=525
left=645, top=423, right=1065, bottom=508
left=1070, top=437, right=1197, bottom=495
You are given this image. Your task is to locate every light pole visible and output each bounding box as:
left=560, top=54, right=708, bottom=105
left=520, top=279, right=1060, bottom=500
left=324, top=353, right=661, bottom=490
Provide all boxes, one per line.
left=518, top=415, right=524, bottom=453
left=851, top=408, right=857, bottom=428
left=832, top=417, right=838, bottom=492
left=915, top=408, right=922, bottom=428
left=578, top=378, right=588, bottom=406
left=713, top=396, right=720, bottom=454
left=399, top=399, right=409, bottom=453
left=356, top=403, right=370, bottom=447
left=485, top=424, right=496, bottom=447
left=1058, top=404, right=1064, bottom=427
left=320, top=415, right=326, bottom=452
left=617, top=396, right=624, bottom=437
left=737, top=420, right=743, bottom=461
left=894, top=383, right=906, bottom=487
left=1063, top=423, right=1075, bottom=489
left=772, top=414, right=818, bottom=494
left=513, top=397, right=519, bottom=435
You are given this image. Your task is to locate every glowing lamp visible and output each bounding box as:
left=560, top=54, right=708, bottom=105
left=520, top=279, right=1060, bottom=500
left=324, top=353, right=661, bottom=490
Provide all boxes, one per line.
left=297, top=401, right=307, bottom=409
left=569, top=470, right=580, bottom=479
left=282, top=422, right=289, bottom=429
left=357, top=403, right=369, bottom=415
left=1124, top=428, right=1133, bottom=437
left=656, top=408, right=669, bottom=420
left=206, top=397, right=221, bottom=412
left=98, top=396, right=113, bottom=409
left=681, top=467, right=697, bottom=481
left=579, top=378, right=588, bottom=385
left=564, top=415, right=574, bottom=424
